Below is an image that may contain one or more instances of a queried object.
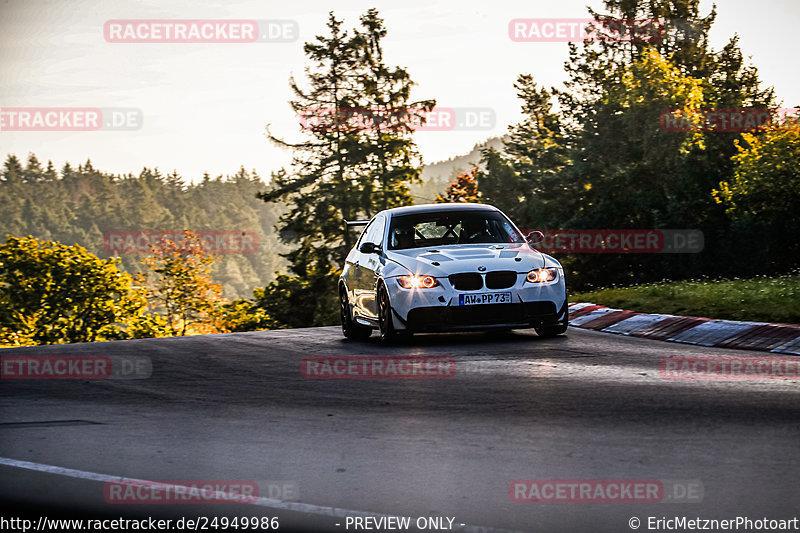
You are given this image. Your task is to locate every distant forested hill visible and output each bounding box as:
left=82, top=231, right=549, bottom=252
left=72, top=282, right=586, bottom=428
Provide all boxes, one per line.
left=0, top=154, right=288, bottom=300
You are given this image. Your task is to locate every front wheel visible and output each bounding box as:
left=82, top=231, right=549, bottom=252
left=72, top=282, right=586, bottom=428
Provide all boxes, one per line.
left=534, top=310, right=569, bottom=338
left=377, top=283, right=403, bottom=344
left=341, top=287, right=371, bottom=340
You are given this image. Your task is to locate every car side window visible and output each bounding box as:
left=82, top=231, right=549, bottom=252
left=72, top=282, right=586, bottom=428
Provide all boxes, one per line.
left=356, top=219, right=375, bottom=248
left=366, top=215, right=386, bottom=246
left=360, top=215, right=385, bottom=247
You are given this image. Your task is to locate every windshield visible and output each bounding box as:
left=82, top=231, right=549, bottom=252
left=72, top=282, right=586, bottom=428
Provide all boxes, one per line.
left=388, top=210, right=526, bottom=250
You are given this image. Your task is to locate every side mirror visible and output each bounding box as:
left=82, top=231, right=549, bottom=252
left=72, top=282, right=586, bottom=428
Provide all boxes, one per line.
left=359, top=242, right=381, bottom=254
left=526, top=231, right=545, bottom=245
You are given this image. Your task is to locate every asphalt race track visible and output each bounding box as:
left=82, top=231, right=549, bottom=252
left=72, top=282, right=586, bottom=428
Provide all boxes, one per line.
left=1, top=327, right=799, bottom=532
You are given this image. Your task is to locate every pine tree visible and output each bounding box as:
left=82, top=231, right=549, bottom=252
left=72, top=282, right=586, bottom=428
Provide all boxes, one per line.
left=259, top=12, right=363, bottom=279
left=477, top=75, right=567, bottom=227
left=1, top=155, right=23, bottom=184
left=24, top=154, right=44, bottom=183
left=257, top=10, right=430, bottom=327
left=354, top=8, right=434, bottom=212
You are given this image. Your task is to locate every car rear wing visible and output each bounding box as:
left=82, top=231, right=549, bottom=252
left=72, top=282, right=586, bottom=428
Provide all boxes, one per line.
left=344, top=219, right=370, bottom=228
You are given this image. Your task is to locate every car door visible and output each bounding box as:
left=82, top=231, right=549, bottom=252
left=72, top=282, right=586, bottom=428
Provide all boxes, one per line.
left=347, top=218, right=373, bottom=320
left=356, top=214, right=386, bottom=321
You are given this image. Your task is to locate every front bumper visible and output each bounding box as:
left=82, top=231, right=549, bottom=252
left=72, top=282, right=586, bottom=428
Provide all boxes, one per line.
left=404, top=301, right=561, bottom=332
left=385, top=272, right=567, bottom=333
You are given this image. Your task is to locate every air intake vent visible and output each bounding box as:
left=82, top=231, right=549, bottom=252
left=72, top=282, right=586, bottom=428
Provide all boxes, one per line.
left=449, top=273, right=483, bottom=291
left=485, top=271, right=517, bottom=289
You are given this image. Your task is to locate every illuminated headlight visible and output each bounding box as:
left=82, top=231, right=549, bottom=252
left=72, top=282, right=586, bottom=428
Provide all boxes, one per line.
left=526, top=267, right=558, bottom=283
left=397, top=275, right=440, bottom=289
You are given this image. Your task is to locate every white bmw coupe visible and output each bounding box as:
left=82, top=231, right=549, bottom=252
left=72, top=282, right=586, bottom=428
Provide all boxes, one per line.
left=339, top=203, right=569, bottom=342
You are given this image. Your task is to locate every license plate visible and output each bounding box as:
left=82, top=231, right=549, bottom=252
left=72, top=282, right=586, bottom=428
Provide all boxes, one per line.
left=459, top=292, right=512, bottom=305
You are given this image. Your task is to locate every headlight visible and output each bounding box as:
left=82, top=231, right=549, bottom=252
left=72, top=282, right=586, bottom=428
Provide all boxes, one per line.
left=397, top=275, right=440, bottom=289
left=526, top=267, right=558, bottom=283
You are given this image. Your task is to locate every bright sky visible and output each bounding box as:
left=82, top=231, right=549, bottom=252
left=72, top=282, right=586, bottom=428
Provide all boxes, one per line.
left=1, top=0, right=797, bottom=182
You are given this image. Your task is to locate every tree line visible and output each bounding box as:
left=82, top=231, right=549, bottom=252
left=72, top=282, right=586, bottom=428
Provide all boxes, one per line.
left=0, top=155, right=288, bottom=300
left=473, top=1, right=798, bottom=289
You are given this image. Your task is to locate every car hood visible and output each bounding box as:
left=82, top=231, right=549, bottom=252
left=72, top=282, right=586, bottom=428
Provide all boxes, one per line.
left=384, top=244, right=553, bottom=277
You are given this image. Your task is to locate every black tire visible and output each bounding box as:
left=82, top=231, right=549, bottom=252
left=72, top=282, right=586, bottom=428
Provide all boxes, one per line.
left=534, top=310, right=569, bottom=338
left=377, top=283, right=401, bottom=344
left=340, top=287, right=371, bottom=340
